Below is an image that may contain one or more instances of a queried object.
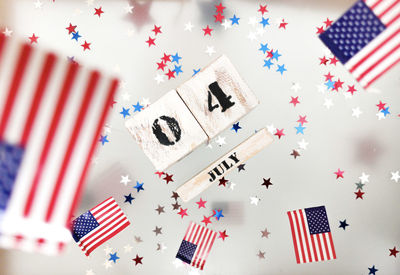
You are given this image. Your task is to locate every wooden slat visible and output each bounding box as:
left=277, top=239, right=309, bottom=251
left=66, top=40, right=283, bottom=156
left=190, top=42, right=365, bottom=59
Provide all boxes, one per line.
left=176, top=128, right=273, bottom=202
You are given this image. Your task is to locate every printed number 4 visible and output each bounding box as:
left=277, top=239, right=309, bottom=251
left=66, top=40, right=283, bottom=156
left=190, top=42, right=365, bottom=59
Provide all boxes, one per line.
left=207, top=81, right=235, bottom=112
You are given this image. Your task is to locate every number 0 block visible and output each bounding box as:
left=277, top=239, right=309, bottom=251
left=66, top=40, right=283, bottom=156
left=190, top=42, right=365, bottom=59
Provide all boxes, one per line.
left=125, top=90, right=208, bottom=171
left=177, top=55, right=259, bottom=139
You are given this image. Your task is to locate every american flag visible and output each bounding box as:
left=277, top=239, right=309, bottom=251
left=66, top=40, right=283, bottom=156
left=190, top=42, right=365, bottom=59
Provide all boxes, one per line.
left=176, top=221, right=217, bottom=270
left=71, top=197, right=130, bottom=256
left=319, top=0, right=400, bottom=89
left=287, top=206, right=336, bottom=264
left=0, top=33, right=118, bottom=254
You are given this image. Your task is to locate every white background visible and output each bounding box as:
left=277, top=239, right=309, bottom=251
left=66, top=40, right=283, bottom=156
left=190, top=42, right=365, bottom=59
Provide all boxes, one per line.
left=0, top=0, right=399, bottom=274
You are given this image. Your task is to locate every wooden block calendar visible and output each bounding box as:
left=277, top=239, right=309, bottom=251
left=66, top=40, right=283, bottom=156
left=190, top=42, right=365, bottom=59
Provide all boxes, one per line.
left=125, top=55, right=260, bottom=171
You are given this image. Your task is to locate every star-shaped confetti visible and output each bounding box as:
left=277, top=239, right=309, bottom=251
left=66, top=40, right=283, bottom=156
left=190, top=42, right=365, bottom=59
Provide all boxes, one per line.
left=355, top=189, right=365, bottom=199
left=213, top=209, right=224, bottom=220
left=153, top=226, right=162, bottom=236
left=231, top=122, right=242, bottom=133
left=171, top=191, right=179, bottom=200
left=99, top=135, right=109, bottom=145
left=389, top=247, right=399, bottom=257
left=201, top=215, right=212, bottom=226
left=257, top=250, right=266, bottom=259
left=339, top=219, right=349, bottom=230
left=290, top=96, right=300, bottom=107
left=120, top=175, right=131, bottom=186
left=177, top=208, right=188, bottom=218
left=203, top=25, right=213, bottom=36
left=391, top=171, right=400, bottom=183
left=261, top=228, right=270, bottom=238
left=291, top=150, right=300, bottom=159
left=29, top=33, right=39, bottom=44
left=163, top=173, right=174, bottom=184
left=133, top=181, right=144, bottom=192
left=94, top=6, right=104, bottom=17
left=219, top=177, right=228, bottom=187
left=155, top=205, right=165, bottom=215
left=124, top=193, right=134, bottom=204
left=218, top=230, right=229, bottom=241
left=108, top=252, right=120, bottom=263
left=355, top=181, right=365, bottom=190
left=274, top=128, right=285, bottom=139
left=196, top=198, right=207, bottom=209
left=334, top=169, right=344, bottom=179
left=368, top=265, right=378, bottom=275
left=250, top=196, right=260, bottom=205
left=132, top=255, right=143, bottom=265
left=262, top=178, right=273, bottom=189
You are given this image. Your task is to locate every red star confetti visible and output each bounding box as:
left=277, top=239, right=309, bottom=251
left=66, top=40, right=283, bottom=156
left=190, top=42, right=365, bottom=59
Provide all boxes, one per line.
left=324, top=18, right=333, bottom=28
left=319, top=56, right=329, bottom=65
left=329, top=56, right=339, bottom=65
left=279, top=19, right=288, bottom=29
left=94, top=6, right=104, bottom=17
left=132, top=254, right=143, bottom=265
left=347, top=85, right=357, bottom=95
left=258, top=4, right=268, bottom=15
left=196, top=198, right=207, bottom=209
left=177, top=208, right=188, bottom=218
left=218, top=230, right=229, bottom=241
left=152, top=25, right=162, bottom=35
left=163, top=173, right=174, bottom=184
left=81, top=41, right=91, bottom=51
left=66, top=23, right=77, bottom=34
left=203, top=25, right=213, bottom=36
left=165, top=69, right=175, bottom=80
left=201, top=215, right=212, bottom=226
left=334, top=169, right=344, bottom=179
left=290, top=96, right=300, bottom=107
left=161, top=53, right=171, bottom=63
left=214, top=12, right=225, bottom=23
left=274, top=128, right=285, bottom=139
left=29, top=33, right=39, bottom=44
left=376, top=101, right=386, bottom=111
left=333, top=79, right=344, bottom=91
left=316, top=26, right=324, bottom=34
left=354, top=189, right=364, bottom=199
left=389, top=247, right=399, bottom=257
left=297, top=115, right=308, bottom=125
left=155, top=171, right=164, bottom=178
left=157, top=62, right=167, bottom=71
left=145, top=36, right=156, bottom=47
left=266, top=49, right=274, bottom=59
left=324, top=72, right=334, bottom=81
left=215, top=3, right=226, bottom=13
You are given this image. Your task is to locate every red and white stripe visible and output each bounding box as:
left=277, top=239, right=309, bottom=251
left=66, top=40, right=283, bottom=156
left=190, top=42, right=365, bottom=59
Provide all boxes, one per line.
left=0, top=34, right=118, bottom=254
left=346, top=0, right=400, bottom=88
left=78, top=197, right=130, bottom=256
left=183, top=222, right=217, bottom=270
left=287, top=210, right=336, bottom=264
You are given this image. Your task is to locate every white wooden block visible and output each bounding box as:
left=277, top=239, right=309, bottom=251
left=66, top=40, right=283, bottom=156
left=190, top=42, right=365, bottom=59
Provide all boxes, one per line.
left=176, top=128, right=273, bottom=202
left=177, top=55, right=259, bottom=139
left=125, top=90, right=208, bottom=171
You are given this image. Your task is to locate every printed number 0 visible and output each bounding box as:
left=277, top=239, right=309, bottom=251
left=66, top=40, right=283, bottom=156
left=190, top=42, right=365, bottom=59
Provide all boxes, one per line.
left=207, top=81, right=235, bottom=112
left=152, top=116, right=181, bottom=146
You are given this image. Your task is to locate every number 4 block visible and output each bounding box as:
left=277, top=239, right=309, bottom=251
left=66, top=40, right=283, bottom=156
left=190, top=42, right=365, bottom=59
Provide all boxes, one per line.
left=177, top=55, right=259, bottom=139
